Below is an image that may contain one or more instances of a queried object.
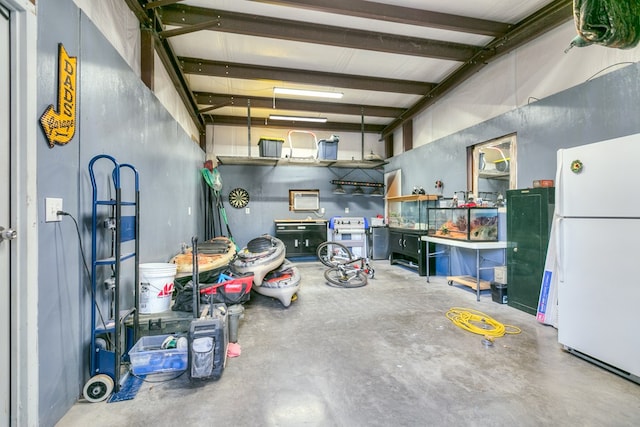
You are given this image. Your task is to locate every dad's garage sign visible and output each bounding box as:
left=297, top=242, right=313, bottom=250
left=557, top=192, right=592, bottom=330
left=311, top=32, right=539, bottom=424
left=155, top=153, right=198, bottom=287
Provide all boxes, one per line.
left=40, top=44, right=77, bottom=148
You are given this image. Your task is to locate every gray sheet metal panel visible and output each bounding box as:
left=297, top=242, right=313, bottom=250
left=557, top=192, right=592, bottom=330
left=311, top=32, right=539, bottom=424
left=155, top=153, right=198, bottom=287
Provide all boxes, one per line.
left=36, top=2, right=82, bottom=425
left=386, top=62, right=640, bottom=277
left=387, top=62, right=640, bottom=196
left=36, top=2, right=205, bottom=425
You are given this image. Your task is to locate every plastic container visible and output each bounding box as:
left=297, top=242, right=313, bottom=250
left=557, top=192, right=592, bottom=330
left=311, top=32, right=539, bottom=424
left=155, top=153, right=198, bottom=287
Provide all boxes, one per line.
left=126, top=309, right=194, bottom=336
left=491, top=283, right=508, bottom=304
left=258, top=138, right=284, bottom=158
left=317, top=140, right=338, bottom=160
left=139, top=263, right=177, bottom=314
left=227, top=304, right=245, bottom=343
left=129, top=334, right=188, bottom=375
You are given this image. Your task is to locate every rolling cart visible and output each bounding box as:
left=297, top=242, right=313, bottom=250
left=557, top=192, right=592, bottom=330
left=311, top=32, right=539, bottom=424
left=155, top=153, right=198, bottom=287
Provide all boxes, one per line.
left=83, top=155, right=140, bottom=402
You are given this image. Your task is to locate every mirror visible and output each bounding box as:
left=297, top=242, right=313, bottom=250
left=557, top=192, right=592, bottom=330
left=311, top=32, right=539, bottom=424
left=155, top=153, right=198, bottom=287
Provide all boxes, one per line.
left=470, top=133, right=516, bottom=205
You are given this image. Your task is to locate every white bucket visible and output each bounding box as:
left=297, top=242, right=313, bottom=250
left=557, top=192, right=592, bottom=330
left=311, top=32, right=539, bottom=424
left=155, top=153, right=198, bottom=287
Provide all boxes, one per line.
left=139, top=263, right=177, bottom=314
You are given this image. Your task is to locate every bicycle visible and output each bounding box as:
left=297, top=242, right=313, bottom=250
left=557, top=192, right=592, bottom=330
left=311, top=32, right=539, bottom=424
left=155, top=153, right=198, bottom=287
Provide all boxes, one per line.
left=316, top=241, right=374, bottom=288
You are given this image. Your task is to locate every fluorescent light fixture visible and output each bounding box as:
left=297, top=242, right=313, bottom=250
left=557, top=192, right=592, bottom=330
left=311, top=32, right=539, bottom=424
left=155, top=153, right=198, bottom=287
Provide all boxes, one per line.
left=369, top=187, right=384, bottom=197
left=269, top=115, right=327, bottom=123
left=333, top=184, right=346, bottom=195
left=274, top=87, right=343, bottom=99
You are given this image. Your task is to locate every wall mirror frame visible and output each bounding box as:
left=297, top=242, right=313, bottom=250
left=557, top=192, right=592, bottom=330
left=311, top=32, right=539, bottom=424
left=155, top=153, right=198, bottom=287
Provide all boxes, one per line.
left=469, top=133, right=517, bottom=204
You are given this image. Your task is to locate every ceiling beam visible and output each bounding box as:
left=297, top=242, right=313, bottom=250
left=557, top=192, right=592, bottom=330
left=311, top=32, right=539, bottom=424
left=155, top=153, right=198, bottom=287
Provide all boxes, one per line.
left=124, top=1, right=206, bottom=143
left=206, top=115, right=385, bottom=133
left=123, top=0, right=152, bottom=26
left=194, top=92, right=406, bottom=118
left=247, top=0, right=511, bottom=37
left=159, top=4, right=479, bottom=61
left=181, top=58, right=434, bottom=95
left=381, top=0, right=574, bottom=137
left=144, top=0, right=183, bottom=10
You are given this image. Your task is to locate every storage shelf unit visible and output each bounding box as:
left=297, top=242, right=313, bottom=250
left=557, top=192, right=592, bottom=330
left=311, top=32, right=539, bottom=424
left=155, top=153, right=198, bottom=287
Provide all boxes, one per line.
left=217, top=155, right=386, bottom=169
left=422, top=236, right=507, bottom=301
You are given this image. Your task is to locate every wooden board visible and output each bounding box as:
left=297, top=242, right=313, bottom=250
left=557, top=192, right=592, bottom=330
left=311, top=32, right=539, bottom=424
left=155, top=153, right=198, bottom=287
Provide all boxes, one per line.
left=447, top=275, right=491, bottom=290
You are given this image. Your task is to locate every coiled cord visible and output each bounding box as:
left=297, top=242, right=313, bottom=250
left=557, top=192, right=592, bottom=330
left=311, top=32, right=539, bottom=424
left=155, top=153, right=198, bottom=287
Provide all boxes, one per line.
left=445, top=307, right=521, bottom=338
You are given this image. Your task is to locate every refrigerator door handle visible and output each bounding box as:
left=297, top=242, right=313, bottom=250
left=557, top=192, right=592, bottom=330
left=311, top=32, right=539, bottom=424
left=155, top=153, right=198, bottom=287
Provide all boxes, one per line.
left=555, top=149, right=564, bottom=216
left=556, top=216, right=564, bottom=284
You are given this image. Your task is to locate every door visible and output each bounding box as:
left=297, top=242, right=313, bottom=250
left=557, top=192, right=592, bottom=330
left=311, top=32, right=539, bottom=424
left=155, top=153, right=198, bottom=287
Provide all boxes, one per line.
left=556, top=133, right=639, bottom=218
left=305, top=224, right=327, bottom=256
left=403, top=233, right=420, bottom=258
left=557, top=218, right=640, bottom=378
left=388, top=230, right=403, bottom=254
left=1, top=6, right=11, bottom=425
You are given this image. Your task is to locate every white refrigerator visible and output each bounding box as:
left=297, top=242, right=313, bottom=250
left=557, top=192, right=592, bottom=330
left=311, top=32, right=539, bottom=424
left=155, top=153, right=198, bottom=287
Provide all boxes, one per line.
left=556, top=133, right=640, bottom=383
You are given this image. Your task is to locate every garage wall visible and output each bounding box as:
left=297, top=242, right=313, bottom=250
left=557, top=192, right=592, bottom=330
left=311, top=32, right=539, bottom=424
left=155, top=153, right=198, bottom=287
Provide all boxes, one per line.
left=389, top=60, right=640, bottom=197
left=214, top=164, right=385, bottom=249
left=414, top=21, right=640, bottom=149
left=386, top=58, right=640, bottom=277
left=36, top=2, right=205, bottom=425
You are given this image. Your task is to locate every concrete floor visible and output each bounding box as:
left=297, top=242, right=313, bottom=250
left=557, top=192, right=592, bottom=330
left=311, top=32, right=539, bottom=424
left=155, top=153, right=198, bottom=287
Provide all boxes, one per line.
left=58, top=261, right=640, bottom=427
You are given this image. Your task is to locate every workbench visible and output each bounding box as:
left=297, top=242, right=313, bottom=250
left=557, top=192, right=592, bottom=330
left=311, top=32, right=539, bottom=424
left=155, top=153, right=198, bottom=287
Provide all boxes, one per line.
left=421, top=236, right=507, bottom=301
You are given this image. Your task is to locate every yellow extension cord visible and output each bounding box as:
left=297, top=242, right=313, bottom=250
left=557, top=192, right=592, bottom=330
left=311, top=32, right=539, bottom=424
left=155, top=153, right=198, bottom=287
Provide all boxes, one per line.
left=446, top=307, right=521, bottom=338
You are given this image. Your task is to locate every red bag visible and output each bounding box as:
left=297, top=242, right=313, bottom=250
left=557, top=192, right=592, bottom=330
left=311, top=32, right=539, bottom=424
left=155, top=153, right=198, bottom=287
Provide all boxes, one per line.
left=200, top=272, right=253, bottom=305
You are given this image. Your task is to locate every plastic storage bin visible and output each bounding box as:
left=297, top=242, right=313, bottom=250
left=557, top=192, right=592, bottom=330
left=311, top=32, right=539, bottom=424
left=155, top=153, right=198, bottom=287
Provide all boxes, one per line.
left=258, top=137, right=284, bottom=158
left=317, top=139, right=338, bottom=160
left=129, top=334, right=188, bottom=375
left=491, top=283, right=508, bottom=304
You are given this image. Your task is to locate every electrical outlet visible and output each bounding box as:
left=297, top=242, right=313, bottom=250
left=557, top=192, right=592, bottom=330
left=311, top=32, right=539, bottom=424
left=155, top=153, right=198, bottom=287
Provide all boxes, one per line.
left=345, top=207, right=349, bottom=213
left=245, top=207, right=250, bottom=214
left=45, top=197, right=63, bottom=222
left=320, top=207, right=325, bottom=214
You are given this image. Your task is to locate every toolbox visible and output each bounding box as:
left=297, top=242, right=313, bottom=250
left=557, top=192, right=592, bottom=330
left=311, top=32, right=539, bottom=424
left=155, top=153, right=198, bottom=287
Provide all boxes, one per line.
left=128, top=309, right=195, bottom=337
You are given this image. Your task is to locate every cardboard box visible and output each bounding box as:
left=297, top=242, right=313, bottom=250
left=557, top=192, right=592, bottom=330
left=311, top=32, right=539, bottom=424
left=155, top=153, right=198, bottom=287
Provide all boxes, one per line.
left=494, top=266, right=507, bottom=284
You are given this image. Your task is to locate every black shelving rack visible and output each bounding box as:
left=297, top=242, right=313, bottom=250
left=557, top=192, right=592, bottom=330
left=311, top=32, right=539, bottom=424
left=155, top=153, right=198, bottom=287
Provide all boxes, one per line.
left=83, top=154, right=140, bottom=403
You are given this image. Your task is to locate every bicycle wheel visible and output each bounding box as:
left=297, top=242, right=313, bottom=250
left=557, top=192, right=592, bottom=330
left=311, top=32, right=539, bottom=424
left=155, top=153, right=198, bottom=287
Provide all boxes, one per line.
left=324, top=267, right=368, bottom=288
left=316, top=241, right=353, bottom=267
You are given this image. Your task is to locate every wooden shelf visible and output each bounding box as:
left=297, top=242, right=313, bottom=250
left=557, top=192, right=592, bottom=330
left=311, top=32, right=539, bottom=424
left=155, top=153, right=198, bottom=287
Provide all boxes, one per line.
left=447, top=275, right=491, bottom=290
left=385, top=194, right=439, bottom=202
